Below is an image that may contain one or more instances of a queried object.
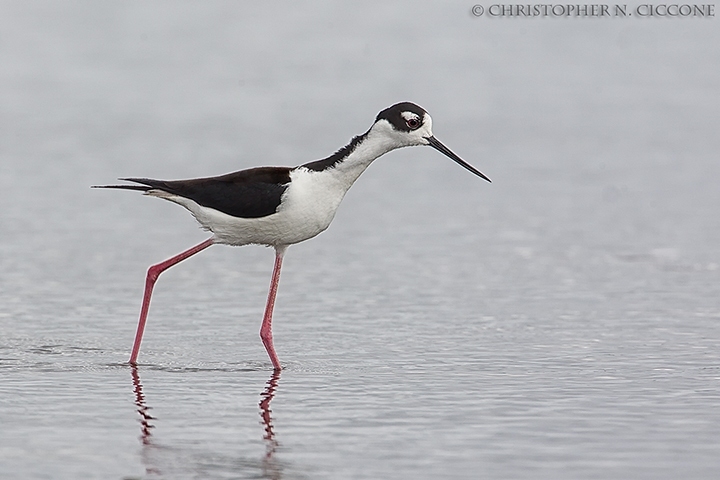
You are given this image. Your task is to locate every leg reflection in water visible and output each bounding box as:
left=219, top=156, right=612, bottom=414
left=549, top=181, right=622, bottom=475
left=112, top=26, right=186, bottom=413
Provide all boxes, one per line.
left=131, top=366, right=155, bottom=444
left=129, top=366, right=285, bottom=479
left=130, top=365, right=161, bottom=476
left=259, top=369, right=282, bottom=479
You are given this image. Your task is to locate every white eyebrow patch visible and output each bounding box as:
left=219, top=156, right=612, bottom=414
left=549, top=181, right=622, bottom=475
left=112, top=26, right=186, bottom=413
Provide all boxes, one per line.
left=401, top=111, right=420, bottom=122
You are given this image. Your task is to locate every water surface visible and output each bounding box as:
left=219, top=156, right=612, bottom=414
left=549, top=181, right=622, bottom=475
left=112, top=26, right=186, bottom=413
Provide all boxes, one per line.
left=1, top=2, right=719, bottom=479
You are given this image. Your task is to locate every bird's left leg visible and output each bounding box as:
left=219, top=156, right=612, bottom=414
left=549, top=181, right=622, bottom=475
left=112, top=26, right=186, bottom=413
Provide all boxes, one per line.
left=129, top=238, right=214, bottom=364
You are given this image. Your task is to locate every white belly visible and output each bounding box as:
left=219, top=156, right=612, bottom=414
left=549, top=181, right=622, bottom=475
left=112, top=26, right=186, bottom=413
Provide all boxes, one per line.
left=151, top=167, right=351, bottom=247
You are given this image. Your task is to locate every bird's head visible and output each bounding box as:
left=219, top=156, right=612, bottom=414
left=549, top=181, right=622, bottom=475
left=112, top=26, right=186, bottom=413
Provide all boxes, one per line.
left=372, top=102, right=491, bottom=182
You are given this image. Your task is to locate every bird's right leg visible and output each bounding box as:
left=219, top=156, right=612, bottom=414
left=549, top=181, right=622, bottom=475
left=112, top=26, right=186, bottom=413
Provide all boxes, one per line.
left=129, top=238, right=214, bottom=364
left=260, top=245, right=288, bottom=370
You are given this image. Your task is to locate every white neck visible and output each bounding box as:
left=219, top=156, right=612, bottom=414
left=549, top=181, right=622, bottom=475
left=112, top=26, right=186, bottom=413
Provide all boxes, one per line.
left=277, top=121, right=412, bottom=244
left=325, top=122, right=405, bottom=188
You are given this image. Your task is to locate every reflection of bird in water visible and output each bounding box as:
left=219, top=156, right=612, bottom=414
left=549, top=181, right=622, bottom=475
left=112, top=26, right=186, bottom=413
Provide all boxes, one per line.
left=130, top=366, right=162, bottom=476
left=259, top=369, right=282, bottom=479
left=96, top=102, right=490, bottom=369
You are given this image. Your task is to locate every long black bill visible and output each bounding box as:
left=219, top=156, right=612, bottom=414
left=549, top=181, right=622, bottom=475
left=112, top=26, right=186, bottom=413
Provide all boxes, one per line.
left=425, top=136, right=491, bottom=183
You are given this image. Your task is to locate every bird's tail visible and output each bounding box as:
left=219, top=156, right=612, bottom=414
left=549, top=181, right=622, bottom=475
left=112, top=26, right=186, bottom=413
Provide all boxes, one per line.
left=91, top=178, right=160, bottom=192
left=91, top=184, right=151, bottom=191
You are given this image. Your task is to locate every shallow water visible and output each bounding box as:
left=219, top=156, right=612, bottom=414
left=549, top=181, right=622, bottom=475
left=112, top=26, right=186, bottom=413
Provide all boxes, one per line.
left=1, top=2, right=720, bottom=479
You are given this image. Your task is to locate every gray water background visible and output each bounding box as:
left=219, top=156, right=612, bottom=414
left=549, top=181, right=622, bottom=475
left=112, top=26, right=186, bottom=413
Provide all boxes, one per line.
left=1, top=2, right=719, bottom=479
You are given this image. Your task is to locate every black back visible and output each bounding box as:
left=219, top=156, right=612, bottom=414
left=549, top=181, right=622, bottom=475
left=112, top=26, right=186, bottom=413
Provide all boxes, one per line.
left=122, top=166, right=292, bottom=219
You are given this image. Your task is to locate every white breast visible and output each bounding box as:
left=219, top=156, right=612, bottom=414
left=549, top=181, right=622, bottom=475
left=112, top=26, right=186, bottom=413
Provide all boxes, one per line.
left=148, top=166, right=355, bottom=247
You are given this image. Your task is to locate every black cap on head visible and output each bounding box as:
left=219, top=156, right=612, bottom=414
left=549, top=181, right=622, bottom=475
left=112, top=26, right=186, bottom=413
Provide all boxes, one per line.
left=375, top=102, right=428, bottom=132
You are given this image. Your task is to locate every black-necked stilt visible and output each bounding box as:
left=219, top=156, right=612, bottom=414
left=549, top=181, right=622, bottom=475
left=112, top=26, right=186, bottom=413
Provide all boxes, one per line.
left=95, top=102, right=490, bottom=370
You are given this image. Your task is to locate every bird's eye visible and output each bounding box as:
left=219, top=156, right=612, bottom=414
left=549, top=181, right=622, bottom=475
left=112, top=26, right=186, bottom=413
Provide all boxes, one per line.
left=406, top=117, right=420, bottom=129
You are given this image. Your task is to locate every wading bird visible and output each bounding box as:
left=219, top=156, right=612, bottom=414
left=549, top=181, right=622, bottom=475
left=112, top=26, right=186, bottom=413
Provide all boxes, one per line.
left=95, top=102, right=490, bottom=370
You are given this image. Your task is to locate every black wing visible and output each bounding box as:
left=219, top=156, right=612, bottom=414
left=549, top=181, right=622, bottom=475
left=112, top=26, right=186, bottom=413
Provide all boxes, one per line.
left=104, top=166, right=293, bottom=219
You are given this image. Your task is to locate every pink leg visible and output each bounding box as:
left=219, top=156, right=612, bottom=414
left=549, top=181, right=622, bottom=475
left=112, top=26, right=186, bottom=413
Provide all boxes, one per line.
left=260, top=245, right=288, bottom=370
left=129, top=238, right=214, bottom=364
